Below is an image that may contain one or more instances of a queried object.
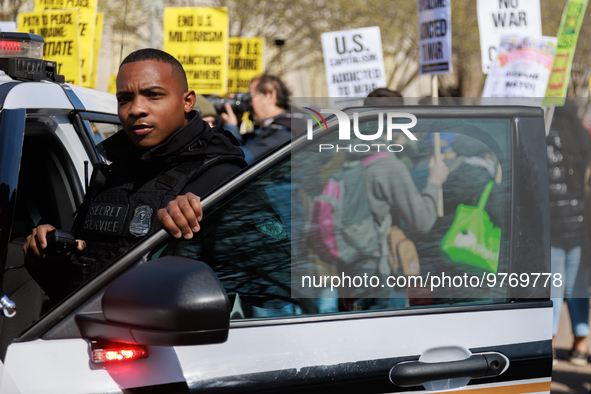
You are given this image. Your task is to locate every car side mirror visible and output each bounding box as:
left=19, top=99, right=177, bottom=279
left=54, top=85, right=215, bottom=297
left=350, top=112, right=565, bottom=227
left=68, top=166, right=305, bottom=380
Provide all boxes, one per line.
left=76, top=256, right=230, bottom=346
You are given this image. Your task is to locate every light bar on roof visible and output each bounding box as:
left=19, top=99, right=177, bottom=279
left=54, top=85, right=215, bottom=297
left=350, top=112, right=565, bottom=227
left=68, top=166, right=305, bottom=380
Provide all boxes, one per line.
left=0, top=32, right=43, bottom=60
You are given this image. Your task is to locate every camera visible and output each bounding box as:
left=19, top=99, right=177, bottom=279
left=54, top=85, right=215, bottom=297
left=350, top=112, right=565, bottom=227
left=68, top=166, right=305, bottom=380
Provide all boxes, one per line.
left=207, top=92, right=252, bottom=114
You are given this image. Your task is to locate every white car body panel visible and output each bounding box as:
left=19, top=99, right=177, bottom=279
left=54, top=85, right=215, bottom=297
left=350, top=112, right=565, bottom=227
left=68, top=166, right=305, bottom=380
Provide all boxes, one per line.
left=0, top=359, right=20, bottom=394
left=2, top=81, right=73, bottom=110
left=4, top=307, right=552, bottom=393
left=68, top=84, right=117, bottom=115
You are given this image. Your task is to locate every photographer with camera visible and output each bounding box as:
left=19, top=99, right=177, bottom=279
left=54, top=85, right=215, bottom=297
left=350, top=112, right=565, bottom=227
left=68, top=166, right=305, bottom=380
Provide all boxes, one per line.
left=221, top=74, right=293, bottom=164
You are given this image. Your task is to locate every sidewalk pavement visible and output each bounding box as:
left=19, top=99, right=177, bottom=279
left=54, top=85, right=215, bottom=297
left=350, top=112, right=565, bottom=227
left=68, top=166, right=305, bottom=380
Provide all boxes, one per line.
left=551, top=300, right=591, bottom=394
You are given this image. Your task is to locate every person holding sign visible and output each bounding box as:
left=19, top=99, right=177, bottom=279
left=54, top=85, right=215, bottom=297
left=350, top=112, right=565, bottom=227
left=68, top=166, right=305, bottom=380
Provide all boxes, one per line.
left=23, top=48, right=249, bottom=300
left=222, top=74, right=294, bottom=164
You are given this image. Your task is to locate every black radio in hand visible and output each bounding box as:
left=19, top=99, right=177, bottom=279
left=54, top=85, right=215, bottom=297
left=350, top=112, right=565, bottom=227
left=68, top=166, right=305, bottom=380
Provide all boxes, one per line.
left=45, top=229, right=78, bottom=256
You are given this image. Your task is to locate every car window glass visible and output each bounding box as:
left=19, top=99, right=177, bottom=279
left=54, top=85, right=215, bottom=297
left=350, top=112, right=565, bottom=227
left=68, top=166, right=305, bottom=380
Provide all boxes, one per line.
left=89, top=121, right=119, bottom=143
left=155, top=115, right=513, bottom=319
left=12, top=125, right=83, bottom=239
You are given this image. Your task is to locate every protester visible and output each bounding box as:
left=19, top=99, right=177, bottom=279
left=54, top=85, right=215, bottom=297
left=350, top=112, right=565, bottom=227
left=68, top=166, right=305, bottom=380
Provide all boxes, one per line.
left=548, top=101, right=591, bottom=366
left=221, top=74, right=294, bottom=164
left=309, top=134, right=450, bottom=311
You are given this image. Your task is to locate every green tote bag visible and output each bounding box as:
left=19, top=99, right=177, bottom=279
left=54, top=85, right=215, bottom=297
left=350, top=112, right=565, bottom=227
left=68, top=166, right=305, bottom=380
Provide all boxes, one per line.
left=441, top=181, right=501, bottom=273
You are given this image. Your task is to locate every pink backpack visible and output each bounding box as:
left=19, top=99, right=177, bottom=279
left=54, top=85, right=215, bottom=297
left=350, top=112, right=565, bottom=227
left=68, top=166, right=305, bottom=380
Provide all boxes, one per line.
left=309, top=153, right=391, bottom=265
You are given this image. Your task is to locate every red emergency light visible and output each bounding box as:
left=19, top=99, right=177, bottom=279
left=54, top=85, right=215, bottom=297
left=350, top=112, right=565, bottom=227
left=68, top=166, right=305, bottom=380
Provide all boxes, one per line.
left=0, top=32, right=63, bottom=82
left=0, top=33, right=43, bottom=59
left=91, top=343, right=149, bottom=363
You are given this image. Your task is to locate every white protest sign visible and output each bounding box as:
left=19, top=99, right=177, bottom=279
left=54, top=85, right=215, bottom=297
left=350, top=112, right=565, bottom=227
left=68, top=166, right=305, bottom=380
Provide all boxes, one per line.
left=321, top=26, right=387, bottom=104
left=477, top=0, right=542, bottom=74
left=482, top=36, right=556, bottom=98
left=0, top=22, right=16, bottom=32
left=417, top=0, right=452, bottom=75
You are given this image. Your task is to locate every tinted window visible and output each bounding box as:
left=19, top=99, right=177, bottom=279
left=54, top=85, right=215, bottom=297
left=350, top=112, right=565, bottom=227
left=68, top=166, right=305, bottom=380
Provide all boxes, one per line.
left=156, top=115, right=513, bottom=318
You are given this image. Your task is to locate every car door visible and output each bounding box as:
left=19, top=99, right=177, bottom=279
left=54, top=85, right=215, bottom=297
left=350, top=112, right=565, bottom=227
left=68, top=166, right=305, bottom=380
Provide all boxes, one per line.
left=2, top=105, right=552, bottom=393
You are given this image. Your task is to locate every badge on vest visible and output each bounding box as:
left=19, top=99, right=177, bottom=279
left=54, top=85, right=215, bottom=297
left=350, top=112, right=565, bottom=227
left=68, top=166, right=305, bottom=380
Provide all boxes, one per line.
left=129, top=205, right=153, bottom=237
left=83, top=203, right=128, bottom=235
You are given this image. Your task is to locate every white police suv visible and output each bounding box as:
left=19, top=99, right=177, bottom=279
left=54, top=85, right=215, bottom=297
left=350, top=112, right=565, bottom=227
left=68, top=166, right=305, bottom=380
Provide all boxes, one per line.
left=0, top=33, right=552, bottom=393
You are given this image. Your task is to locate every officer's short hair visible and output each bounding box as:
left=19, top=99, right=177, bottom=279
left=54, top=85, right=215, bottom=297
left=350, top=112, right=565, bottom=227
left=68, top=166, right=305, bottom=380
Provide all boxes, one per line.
left=251, top=74, right=291, bottom=110
left=120, top=48, right=188, bottom=91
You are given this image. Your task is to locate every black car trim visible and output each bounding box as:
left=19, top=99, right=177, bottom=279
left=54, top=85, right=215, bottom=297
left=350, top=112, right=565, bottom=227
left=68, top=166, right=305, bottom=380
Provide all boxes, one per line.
left=468, top=341, right=552, bottom=385
left=227, top=300, right=552, bottom=329
left=59, top=84, right=85, bottom=111
left=122, top=381, right=191, bottom=394
left=508, top=116, right=550, bottom=299
left=78, top=111, right=121, bottom=164
left=79, top=112, right=120, bottom=124
left=509, top=117, right=518, bottom=298
left=69, top=112, right=101, bottom=165
left=352, top=105, right=544, bottom=118
left=120, top=340, right=550, bottom=394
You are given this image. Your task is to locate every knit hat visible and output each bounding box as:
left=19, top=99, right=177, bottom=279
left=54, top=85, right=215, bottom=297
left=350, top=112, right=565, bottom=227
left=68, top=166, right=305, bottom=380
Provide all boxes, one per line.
left=193, top=94, right=217, bottom=118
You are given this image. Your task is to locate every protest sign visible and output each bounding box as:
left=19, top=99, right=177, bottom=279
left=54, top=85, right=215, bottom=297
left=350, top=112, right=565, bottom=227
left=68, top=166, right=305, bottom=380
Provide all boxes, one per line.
left=0, top=22, right=16, bottom=32
left=417, top=0, right=453, bottom=75
left=91, top=12, right=102, bottom=89
left=227, top=37, right=264, bottom=94
left=477, top=0, right=542, bottom=74
left=108, top=74, right=116, bottom=94
left=482, top=36, right=556, bottom=98
left=544, top=0, right=589, bottom=103
left=35, top=0, right=97, bottom=88
left=321, top=26, right=387, bottom=105
left=18, top=10, right=81, bottom=85
left=164, top=7, right=229, bottom=95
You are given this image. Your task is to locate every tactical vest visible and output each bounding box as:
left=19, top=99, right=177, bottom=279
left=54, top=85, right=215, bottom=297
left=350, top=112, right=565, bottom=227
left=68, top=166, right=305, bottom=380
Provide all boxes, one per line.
left=70, top=156, right=242, bottom=287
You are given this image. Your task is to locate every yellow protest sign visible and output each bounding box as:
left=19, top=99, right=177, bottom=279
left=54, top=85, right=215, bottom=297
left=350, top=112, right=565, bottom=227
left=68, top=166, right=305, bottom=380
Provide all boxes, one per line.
left=91, top=12, right=103, bottom=89
left=164, top=7, right=229, bottom=95
left=227, top=37, right=264, bottom=93
left=108, top=74, right=116, bottom=94
left=35, top=0, right=97, bottom=88
left=544, top=0, right=588, bottom=104
left=18, top=10, right=81, bottom=85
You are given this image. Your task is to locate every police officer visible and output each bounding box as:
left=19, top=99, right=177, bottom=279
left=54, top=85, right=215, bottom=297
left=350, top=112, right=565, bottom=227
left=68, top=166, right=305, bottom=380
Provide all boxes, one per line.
left=23, top=49, right=246, bottom=297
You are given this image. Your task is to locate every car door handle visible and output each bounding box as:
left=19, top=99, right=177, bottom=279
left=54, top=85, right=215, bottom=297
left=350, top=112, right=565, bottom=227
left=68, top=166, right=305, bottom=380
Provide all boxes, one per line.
left=389, top=352, right=508, bottom=387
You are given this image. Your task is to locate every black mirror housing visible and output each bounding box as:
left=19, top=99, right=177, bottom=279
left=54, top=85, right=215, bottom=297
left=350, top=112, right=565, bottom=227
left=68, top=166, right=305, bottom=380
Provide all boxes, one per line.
left=76, top=256, right=230, bottom=346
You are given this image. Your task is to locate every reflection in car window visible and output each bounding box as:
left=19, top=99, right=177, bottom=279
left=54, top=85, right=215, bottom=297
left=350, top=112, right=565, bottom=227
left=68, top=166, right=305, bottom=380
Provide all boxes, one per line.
left=157, top=117, right=512, bottom=319
left=90, top=122, right=119, bottom=143
left=156, top=164, right=303, bottom=318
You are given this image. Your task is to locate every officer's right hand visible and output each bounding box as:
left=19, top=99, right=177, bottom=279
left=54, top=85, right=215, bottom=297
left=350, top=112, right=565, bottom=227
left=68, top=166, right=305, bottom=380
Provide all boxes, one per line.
left=23, top=224, right=86, bottom=261
left=157, top=192, right=203, bottom=239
